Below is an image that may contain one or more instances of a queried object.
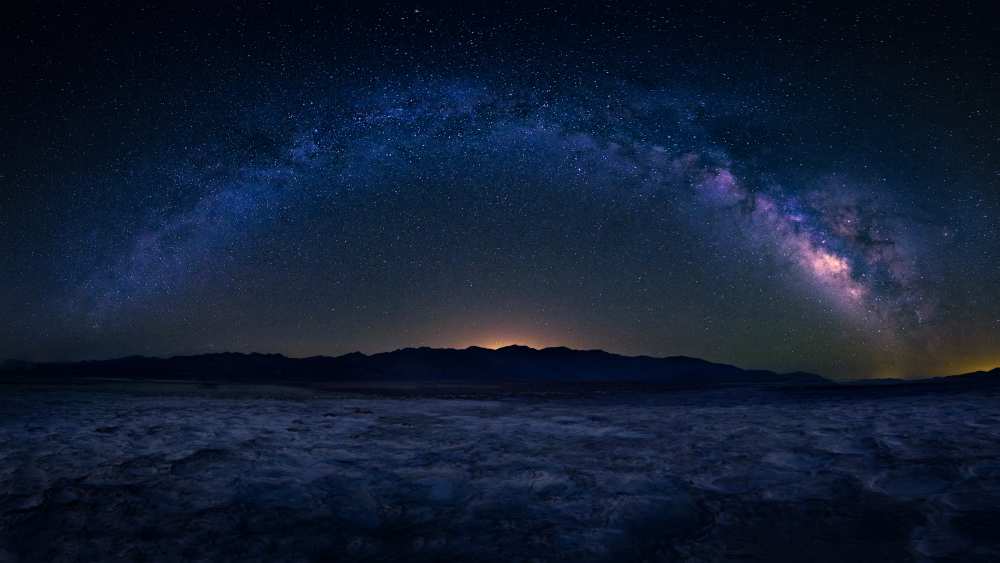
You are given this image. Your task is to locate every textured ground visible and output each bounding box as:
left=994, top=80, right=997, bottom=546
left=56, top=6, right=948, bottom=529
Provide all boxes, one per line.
left=1, top=386, right=999, bottom=562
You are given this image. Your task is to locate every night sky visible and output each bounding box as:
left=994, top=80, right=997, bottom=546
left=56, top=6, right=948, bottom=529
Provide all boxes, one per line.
left=2, top=3, right=997, bottom=378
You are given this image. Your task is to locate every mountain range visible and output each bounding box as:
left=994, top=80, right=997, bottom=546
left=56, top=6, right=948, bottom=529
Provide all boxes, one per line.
left=2, top=346, right=997, bottom=390
left=1, top=345, right=827, bottom=388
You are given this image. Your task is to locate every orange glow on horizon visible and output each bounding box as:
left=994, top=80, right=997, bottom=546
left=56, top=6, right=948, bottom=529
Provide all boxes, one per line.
left=478, top=338, right=545, bottom=350
left=451, top=330, right=580, bottom=352
left=948, top=357, right=1000, bottom=375
left=872, top=357, right=1000, bottom=380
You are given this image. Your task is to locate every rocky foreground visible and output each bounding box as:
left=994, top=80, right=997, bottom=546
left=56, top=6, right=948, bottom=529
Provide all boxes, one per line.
left=1, top=386, right=999, bottom=561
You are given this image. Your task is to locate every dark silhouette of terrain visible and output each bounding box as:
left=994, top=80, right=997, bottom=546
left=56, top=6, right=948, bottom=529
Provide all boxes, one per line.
left=1, top=346, right=828, bottom=388
left=2, top=351, right=999, bottom=561
left=2, top=347, right=998, bottom=392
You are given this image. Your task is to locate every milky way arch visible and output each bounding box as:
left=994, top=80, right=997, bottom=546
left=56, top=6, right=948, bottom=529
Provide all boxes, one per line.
left=69, top=80, right=928, bottom=347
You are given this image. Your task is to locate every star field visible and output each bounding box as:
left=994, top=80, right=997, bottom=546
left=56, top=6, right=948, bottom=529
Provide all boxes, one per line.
left=1, top=3, right=997, bottom=377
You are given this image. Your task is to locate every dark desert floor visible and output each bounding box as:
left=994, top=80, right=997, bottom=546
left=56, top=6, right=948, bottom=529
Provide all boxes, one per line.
left=2, top=385, right=999, bottom=562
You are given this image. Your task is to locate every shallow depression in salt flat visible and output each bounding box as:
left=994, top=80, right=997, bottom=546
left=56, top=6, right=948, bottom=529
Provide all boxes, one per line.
left=1, top=389, right=999, bottom=562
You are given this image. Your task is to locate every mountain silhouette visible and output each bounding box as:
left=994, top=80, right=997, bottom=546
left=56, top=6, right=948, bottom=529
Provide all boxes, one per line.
left=0, top=346, right=830, bottom=388
left=5, top=347, right=998, bottom=390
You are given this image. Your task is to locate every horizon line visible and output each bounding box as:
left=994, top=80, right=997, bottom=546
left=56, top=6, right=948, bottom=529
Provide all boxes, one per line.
left=5, top=344, right=998, bottom=381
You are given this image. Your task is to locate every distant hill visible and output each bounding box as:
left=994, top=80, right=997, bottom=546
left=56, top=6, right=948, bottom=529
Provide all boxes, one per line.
left=852, top=367, right=1000, bottom=389
left=926, top=367, right=1000, bottom=384
left=0, top=346, right=829, bottom=388
left=783, top=367, right=1000, bottom=399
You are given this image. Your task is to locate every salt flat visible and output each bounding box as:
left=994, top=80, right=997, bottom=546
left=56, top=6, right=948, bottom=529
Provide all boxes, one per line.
left=1, top=387, right=999, bottom=562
